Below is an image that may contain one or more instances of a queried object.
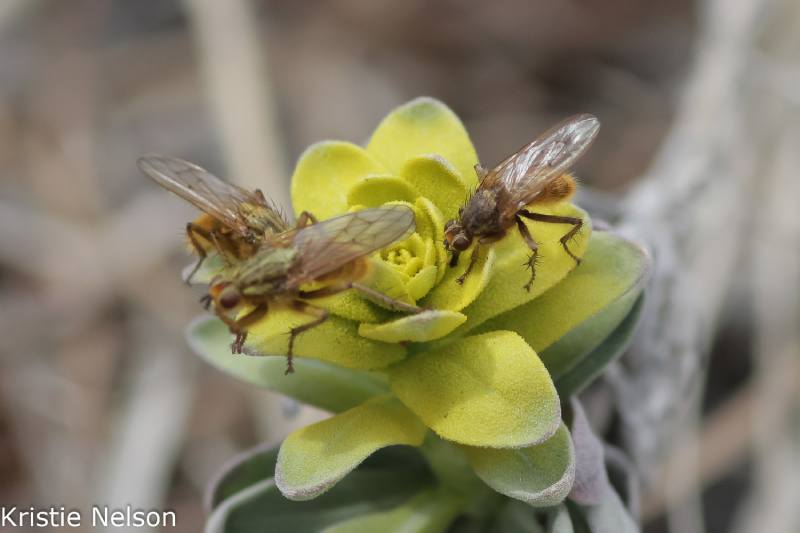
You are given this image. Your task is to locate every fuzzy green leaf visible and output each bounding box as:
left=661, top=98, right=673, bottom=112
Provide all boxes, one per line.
left=367, top=97, right=479, bottom=187
left=206, top=441, right=280, bottom=511
left=554, top=294, right=644, bottom=397
left=406, top=265, right=439, bottom=301
left=492, top=500, right=547, bottom=533
left=421, top=246, right=496, bottom=312
left=551, top=505, right=576, bottom=533
left=291, top=141, right=386, bottom=219
left=322, top=489, right=463, bottom=533
left=359, top=310, right=467, bottom=343
left=476, top=231, right=647, bottom=358
left=207, top=453, right=433, bottom=533
left=583, top=488, right=639, bottom=533
left=414, top=196, right=449, bottom=283
left=244, top=306, right=406, bottom=370
left=389, top=331, right=560, bottom=448
left=461, top=424, right=575, bottom=507
left=187, top=316, right=387, bottom=412
left=275, top=395, right=427, bottom=500
left=400, top=155, right=471, bottom=222
left=567, top=399, right=611, bottom=506
left=457, top=203, right=592, bottom=333
left=347, top=175, right=420, bottom=207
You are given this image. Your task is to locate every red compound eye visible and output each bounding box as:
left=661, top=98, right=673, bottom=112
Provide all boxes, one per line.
left=218, top=289, right=241, bottom=309
left=452, top=234, right=470, bottom=251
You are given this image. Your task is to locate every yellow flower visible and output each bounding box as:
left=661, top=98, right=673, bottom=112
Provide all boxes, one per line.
left=191, top=98, right=649, bottom=524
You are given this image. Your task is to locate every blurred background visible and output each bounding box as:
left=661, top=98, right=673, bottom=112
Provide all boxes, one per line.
left=0, top=0, right=797, bottom=532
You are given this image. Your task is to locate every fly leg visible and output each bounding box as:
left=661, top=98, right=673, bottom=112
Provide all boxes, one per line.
left=230, top=303, right=269, bottom=354
left=285, top=301, right=329, bottom=374
left=455, top=233, right=504, bottom=285
left=185, top=223, right=237, bottom=282
left=299, top=283, right=424, bottom=314
left=185, top=222, right=214, bottom=283
left=456, top=243, right=481, bottom=285
left=295, top=211, right=319, bottom=229
left=517, top=210, right=584, bottom=265
left=350, top=282, right=425, bottom=313
left=515, top=215, right=539, bottom=292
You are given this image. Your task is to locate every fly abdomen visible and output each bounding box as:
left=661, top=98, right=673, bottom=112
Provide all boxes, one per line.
left=235, top=247, right=298, bottom=288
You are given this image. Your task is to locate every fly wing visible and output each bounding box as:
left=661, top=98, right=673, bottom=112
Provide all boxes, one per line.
left=283, top=205, right=415, bottom=285
left=138, top=154, right=266, bottom=235
left=479, top=114, right=599, bottom=211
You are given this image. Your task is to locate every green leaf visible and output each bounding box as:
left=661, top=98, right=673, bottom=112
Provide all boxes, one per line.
left=461, top=424, right=575, bottom=507
left=414, top=197, right=449, bottom=283
left=421, top=246, right=496, bottom=313
left=554, top=294, right=644, bottom=397
left=458, top=203, right=592, bottom=333
left=311, top=288, right=394, bottom=324
left=206, top=453, right=433, bottom=533
left=347, top=175, right=421, bottom=207
left=367, top=97, right=479, bottom=188
left=550, top=505, right=576, bottom=533
left=477, top=229, right=649, bottom=391
left=417, top=435, right=486, bottom=496
left=400, top=155, right=471, bottom=222
left=566, top=399, right=610, bottom=506
left=206, top=441, right=280, bottom=511
left=244, top=306, right=407, bottom=370
left=312, top=261, right=414, bottom=325
left=562, top=446, right=641, bottom=533
left=383, top=232, right=429, bottom=278
left=187, top=316, right=387, bottom=412
left=359, top=310, right=467, bottom=343
left=582, top=487, right=639, bottom=533
left=389, top=331, right=560, bottom=448
left=492, top=500, right=546, bottom=533
left=291, top=141, right=387, bottom=220
left=476, top=231, right=648, bottom=361
left=276, top=394, right=428, bottom=500
left=322, top=489, right=463, bottom=533
left=183, top=253, right=225, bottom=285
left=406, top=265, right=439, bottom=301
left=603, top=445, right=640, bottom=520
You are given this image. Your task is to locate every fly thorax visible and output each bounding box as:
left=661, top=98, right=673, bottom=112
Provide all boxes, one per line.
left=463, top=190, right=501, bottom=235
left=241, top=206, right=273, bottom=234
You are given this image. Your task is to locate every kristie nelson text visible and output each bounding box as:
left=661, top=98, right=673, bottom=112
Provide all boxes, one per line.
left=1, top=506, right=176, bottom=528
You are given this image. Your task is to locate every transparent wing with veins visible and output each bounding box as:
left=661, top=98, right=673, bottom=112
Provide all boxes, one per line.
left=281, top=205, right=416, bottom=286
left=137, top=154, right=276, bottom=235
left=479, top=114, right=600, bottom=211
